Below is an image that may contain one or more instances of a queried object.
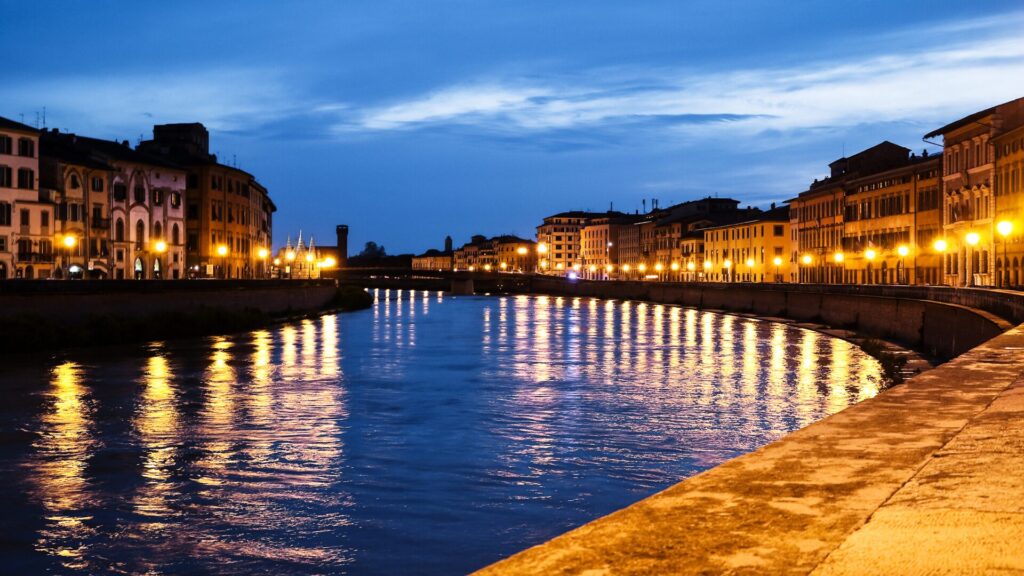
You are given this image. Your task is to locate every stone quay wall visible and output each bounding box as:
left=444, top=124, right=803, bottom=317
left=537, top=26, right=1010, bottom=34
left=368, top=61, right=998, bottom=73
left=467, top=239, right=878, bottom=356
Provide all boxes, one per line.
left=0, top=279, right=339, bottom=325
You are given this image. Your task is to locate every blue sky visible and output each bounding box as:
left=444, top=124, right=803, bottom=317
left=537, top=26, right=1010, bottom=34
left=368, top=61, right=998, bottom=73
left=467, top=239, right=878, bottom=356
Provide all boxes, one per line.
left=4, top=1, right=1024, bottom=254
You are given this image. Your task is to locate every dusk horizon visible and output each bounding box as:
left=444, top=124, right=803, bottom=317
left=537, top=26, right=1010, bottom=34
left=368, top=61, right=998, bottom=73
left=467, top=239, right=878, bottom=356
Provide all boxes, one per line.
left=6, top=1, right=1024, bottom=253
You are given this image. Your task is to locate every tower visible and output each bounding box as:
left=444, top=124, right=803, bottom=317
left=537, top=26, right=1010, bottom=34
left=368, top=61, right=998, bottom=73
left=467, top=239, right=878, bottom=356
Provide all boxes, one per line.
left=336, top=225, right=349, bottom=268
left=444, top=235, right=453, bottom=253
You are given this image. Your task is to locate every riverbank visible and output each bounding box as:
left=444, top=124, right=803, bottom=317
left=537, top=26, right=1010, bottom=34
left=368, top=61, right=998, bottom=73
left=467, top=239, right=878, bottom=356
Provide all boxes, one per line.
left=477, top=321, right=1024, bottom=575
left=0, top=282, right=373, bottom=353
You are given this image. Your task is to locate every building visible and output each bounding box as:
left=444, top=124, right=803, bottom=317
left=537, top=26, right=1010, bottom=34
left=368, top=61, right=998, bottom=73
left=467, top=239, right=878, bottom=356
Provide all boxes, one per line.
left=71, top=135, right=187, bottom=279
left=924, top=97, right=1024, bottom=287
left=994, top=119, right=1024, bottom=287
left=535, top=211, right=615, bottom=274
left=272, top=231, right=341, bottom=279
left=841, top=150, right=943, bottom=285
left=790, top=142, right=914, bottom=283
left=703, top=206, right=792, bottom=282
left=39, top=130, right=115, bottom=278
left=0, top=117, right=54, bottom=279
left=138, top=123, right=275, bottom=279
left=411, top=249, right=453, bottom=271
left=453, top=235, right=535, bottom=272
left=579, top=214, right=634, bottom=279
left=412, top=236, right=453, bottom=271
left=454, top=235, right=490, bottom=271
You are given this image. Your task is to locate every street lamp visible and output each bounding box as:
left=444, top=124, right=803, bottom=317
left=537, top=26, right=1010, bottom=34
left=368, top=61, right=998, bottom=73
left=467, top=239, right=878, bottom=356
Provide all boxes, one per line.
left=257, top=247, right=269, bottom=278
left=62, top=234, right=77, bottom=279
left=897, top=245, right=909, bottom=284
left=997, top=220, right=1013, bottom=287
left=723, top=258, right=732, bottom=282
left=773, top=256, right=782, bottom=282
left=217, top=244, right=229, bottom=279
left=745, top=257, right=755, bottom=282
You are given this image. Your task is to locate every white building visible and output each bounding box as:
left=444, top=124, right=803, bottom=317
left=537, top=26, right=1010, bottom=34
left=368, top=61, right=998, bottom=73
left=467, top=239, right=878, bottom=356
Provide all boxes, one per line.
left=0, top=116, right=54, bottom=279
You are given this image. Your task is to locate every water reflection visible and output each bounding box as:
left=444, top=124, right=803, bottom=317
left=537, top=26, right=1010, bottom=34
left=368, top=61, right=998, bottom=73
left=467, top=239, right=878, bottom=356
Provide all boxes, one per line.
left=2, top=290, right=882, bottom=575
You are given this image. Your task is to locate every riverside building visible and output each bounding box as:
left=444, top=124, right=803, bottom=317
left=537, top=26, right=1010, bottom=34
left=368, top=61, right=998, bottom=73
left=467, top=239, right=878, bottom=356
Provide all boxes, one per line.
left=703, top=206, right=792, bottom=283
left=925, top=97, right=1024, bottom=287
left=0, top=117, right=53, bottom=279
left=138, top=123, right=275, bottom=279
left=535, top=211, right=614, bottom=274
left=39, top=130, right=115, bottom=278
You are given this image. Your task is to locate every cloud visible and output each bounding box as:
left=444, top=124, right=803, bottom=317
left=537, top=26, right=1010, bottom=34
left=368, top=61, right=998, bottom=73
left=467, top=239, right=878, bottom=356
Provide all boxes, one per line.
left=329, top=13, right=1024, bottom=144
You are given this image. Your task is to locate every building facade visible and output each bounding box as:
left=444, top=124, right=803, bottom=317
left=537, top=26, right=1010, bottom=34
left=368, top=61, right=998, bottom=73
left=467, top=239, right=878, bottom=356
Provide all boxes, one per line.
left=703, top=207, right=792, bottom=283
left=925, top=97, right=1024, bottom=287
left=994, top=122, right=1024, bottom=287
left=139, top=123, right=274, bottom=279
left=535, top=211, right=613, bottom=274
left=0, top=117, right=53, bottom=279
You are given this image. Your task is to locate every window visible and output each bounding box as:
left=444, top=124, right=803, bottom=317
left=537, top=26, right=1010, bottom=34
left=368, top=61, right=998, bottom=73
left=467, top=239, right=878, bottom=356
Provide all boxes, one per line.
left=134, top=184, right=145, bottom=203
left=153, top=189, right=164, bottom=205
left=170, top=192, right=181, bottom=208
left=172, top=223, right=180, bottom=246
left=113, top=182, right=127, bottom=201
left=20, top=209, right=29, bottom=226
left=187, top=203, right=199, bottom=219
left=0, top=136, right=10, bottom=154
left=70, top=204, right=79, bottom=222
left=41, top=211, right=49, bottom=228
left=70, top=174, right=80, bottom=189
left=91, top=177, right=103, bottom=192
left=17, top=138, right=34, bottom=158
left=187, top=174, right=198, bottom=189
left=0, top=165, right=10, bottom=187
left=153, top=221, right=162, bottom=239
left=135, top=220, right=145, bottom=248
left=0, top=236, right=5, bottom=252
left=17, top=168, right=34, bottom=189
left=0, top=203, right=10, bottom=226
left=115, top=218, right=124, bottom=242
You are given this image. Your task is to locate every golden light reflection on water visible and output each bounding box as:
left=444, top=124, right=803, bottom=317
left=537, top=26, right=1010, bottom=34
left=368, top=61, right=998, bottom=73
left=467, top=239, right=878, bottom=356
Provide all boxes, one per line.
left=30, top=361, right=96, bottom=569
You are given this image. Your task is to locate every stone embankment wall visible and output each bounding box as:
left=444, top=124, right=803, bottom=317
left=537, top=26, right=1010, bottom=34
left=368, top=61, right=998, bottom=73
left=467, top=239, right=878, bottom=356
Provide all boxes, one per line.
left=529, top=277, right=1014, bottom=360
left=0, top=280, right=338, bottom=324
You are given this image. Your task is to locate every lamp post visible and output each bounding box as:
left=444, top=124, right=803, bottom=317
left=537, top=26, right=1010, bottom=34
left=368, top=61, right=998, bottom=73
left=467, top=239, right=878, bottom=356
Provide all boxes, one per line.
left=305, top=252, right=315, bottom=279
left=833, top=251, right=845, bottom=283
left=257, top=247, right=269, bottom=279
left=933, top=238, right=948, bottom=286
left=997, top=220, right=1013, bottom=287
left=897, top=245, right=909, bottom=285
left=686, top=260, right=695, bottom=282
left=773, top=256, right=782, bottom=283
left=62, top=234, right=77, bottom=280
left=965, top=232, right=980, bottom=286
left=723, top=259, right=732, bottom=283
left=537, top=242, right=548, bottom=274
left=745, top=258, right=755, bottom=283
left=217, top=244, right=229, bottom=279
left=153, top=240, right=167, bottom=280
left=801, top=254, right=813, bottom=283
left=285, top=249, right=296, bottom=279
left=864, top=248, right=876, bottom=284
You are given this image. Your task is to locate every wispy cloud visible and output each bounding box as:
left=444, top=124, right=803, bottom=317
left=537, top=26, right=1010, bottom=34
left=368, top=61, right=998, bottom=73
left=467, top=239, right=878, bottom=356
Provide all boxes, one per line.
left=328, top=13, right=1024, bottom=144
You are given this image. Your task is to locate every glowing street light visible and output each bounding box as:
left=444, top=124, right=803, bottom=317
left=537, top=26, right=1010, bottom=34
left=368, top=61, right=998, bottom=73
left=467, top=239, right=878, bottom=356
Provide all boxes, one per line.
left=258, top=247, right=269, bottom=259
left=516, top=246, right=528, bottom=255
left=933, top=239, right=948, bottom=253
left=483, top=264, right=492, bottom=272
left=217, top=244, right=228, bottom=256
left=623, top=264, right=631, bottom=272
left=703, top=260, right=711, bottom=270
left=723, top=259, right=732, bottom=269
left=285, top=249, right=296, bottom=262
left=154, top=240, right=167, bottom=253
left=654, top=263, right=664, bottom=272
left=322, top=256, right=336, bottom=268
left=965, top=232, right=980, bottom=246
left=865, top=248, right=877, bottom=261
left=500, top=261, right=508, bottom=270
left=537, top=243, right=548, bottom=254
left=833, top=251, right=844, bottom=263
left=638, top=263, right=647, bottom=273
left=801, top=254, right=813, bottom=265
left=773, top=256, right=783, bottom=282
left=897, top=245, right=909, bottom=257
left=63, top=234, right=77, bottom=248
left=605, top=264, right=614, bottom=273
left=686, top=261, right=695, bottom=271
left=997, top=221, right=1014, bottom=287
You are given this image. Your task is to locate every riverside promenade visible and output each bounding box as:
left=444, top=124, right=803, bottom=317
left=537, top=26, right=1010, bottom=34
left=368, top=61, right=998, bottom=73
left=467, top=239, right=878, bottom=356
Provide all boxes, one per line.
left=343, top=270, right=1024, bottom=574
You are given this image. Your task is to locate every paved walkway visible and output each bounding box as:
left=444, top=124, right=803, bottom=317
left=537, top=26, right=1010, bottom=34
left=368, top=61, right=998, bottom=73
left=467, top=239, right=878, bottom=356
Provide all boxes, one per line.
left=476, top=325, right=1024, bottom=575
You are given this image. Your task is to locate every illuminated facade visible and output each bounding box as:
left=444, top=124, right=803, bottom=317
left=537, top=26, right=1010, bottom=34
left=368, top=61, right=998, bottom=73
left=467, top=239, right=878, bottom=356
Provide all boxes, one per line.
left=703, top=207, right=792, bottom=282
left=39, top=130, right=115, bottom=278
left=994, top=121, right=1024, bottom=287
left=925, top=97, right=1024, bottom=287
left=412, top=249, right=453, bottom=271
left=139, top=123, right=275, bottom=279
left=0, top=117, right=53, bottom=279
left=535, top=211, right=612, bottom=274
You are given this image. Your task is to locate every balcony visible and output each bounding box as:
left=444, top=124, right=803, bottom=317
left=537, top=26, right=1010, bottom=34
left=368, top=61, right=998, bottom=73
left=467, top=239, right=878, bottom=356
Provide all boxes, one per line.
left=16, top=251, right=55, bottom=263
left=91, top=217, right=111, bottom=230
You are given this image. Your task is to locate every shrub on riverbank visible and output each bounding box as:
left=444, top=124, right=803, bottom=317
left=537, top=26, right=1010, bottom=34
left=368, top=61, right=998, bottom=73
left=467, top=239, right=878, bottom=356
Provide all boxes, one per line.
left=329, top=285, right=375, bottom=311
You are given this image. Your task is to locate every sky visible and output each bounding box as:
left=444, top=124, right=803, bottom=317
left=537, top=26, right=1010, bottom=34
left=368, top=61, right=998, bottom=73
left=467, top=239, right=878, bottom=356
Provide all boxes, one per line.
left=4, top=0, right=1024, bottom=254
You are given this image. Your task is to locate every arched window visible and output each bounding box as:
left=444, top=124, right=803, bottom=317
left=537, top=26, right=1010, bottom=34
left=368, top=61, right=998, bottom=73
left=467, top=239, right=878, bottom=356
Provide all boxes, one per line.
left=153, top=221, right=162, bottom=239
left=115, top=218, right=125, bottom=242
left=136, top=220, right=145, bottom=249
left=70, top=173, right=80, bottom=189
left=172, top=223, right=180, bottom=246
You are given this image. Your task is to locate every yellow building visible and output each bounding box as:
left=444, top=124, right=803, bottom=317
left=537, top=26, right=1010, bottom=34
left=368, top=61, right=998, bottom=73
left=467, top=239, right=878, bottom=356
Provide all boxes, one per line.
left=994, top=121, right=1024, bottom=287
left=925, top=97, right=1024, bottom=287
left=412, top=249, right=453, bottom=271
left=535, top=211, right=612, bottom=274
left=841, top=152, right=943, bottom=285
left=0, top=117, right=55, bottom=279
left=703, top=206, right=792, bottom=283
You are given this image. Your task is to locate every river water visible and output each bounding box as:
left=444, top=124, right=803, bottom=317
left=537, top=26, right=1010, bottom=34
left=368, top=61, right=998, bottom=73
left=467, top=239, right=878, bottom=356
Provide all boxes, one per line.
left=0, top=290, right=883, bottom=575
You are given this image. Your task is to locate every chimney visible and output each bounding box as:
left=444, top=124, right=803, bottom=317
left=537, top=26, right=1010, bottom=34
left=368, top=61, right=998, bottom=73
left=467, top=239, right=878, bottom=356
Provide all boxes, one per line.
left=336, top=225, right=349, bottom=268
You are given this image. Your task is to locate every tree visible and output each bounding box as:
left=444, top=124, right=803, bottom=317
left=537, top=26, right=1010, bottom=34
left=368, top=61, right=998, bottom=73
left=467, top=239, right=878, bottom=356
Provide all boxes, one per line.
left=359, top=241, right=387, bottom=258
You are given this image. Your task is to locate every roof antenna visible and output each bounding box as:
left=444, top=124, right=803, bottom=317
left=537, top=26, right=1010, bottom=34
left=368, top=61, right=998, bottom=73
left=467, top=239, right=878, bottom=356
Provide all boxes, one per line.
left=42, top=106, right=46, bottom=128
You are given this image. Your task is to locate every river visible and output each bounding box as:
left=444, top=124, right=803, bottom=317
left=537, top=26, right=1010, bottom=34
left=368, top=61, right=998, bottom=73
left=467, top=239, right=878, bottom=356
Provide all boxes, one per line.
left=0, top=289, right=882, bottom=575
